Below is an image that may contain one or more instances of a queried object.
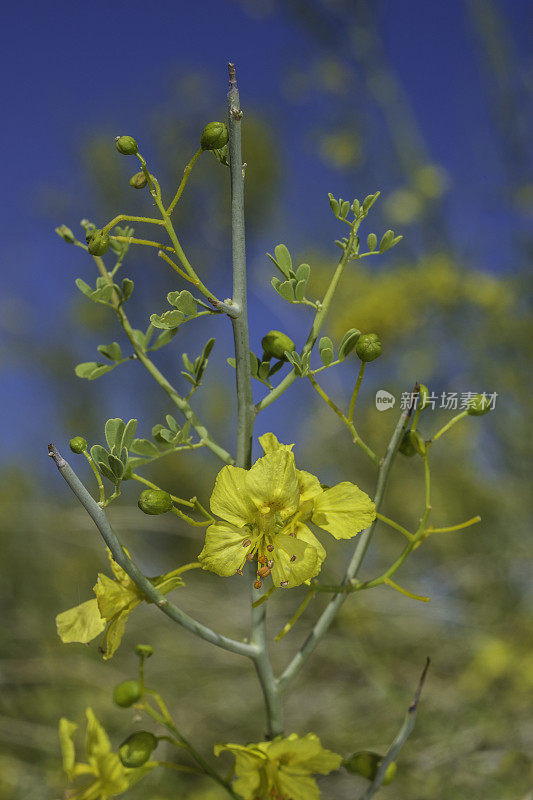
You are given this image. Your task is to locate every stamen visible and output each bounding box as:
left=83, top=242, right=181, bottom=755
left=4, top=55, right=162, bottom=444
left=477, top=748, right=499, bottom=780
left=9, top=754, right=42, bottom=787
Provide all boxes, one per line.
left=242, top=538, right=251, bottom=547
left=266, top=544, right=275, bottom=552
left=289, top=532, right=296, bottom=538
left=258, top=555, right=268, bottom=565
left=290, top=555, right=296, bottom=562
left=246, top=553, right=255, bottom=561
left=236, top=568, right=243, bottom=575
left=280, top=580, right=289, bottom=587
left=254, top=580, right=262, bottom=589
left=257, top=565, right=271, bottom=578
left=260, top=506, right=270, bottom=515
left=267, top=559, right=274, bottom=569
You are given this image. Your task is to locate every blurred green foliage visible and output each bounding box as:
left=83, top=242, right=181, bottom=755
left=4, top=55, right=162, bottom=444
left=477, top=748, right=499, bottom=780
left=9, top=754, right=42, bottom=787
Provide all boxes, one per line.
left=1, top=2, right=532, bottom=798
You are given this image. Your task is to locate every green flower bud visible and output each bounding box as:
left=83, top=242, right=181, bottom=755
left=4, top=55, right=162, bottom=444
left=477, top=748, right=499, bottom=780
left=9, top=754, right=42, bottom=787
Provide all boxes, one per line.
left=261, top=330, right=296, bottom=361
left=200, top=121, right=229, bottom=151
left=113, top=680, right=142, bottom=708
left=467, top=394, right=492, bottom=416
left=118, top=731, right=158, bottom=768
left=138, top=489, right=173, bottom=515
left=344, top=751, right=397, bottom=785
left=129, top=171, right=148, bottom=189
left=399, top=430, right=417, bottom=457
left=69, top=436, right=88, bottom=454
left=355, top=333, right=382, bottom=362
left=135, top=644, right=154, bottom=658
left=56, top=224, right=76, bottom=243
left=115, top=135, right=138, bottom=155
left=419, top=384, right=430, bottom=410
left=87, top=229, right=110, bottom=256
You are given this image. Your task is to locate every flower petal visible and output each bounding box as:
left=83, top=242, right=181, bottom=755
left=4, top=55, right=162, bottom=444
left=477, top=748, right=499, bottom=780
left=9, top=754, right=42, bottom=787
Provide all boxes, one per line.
left=198, top=522, right=250, bottom=577
left=293, top=523, right=326, bottom=563
left=93, top=573, right=142, bottom=620
left=95, top=751, right=130, bottom=794
left=270, top=732, right=343, bottom=773
left=245, top=450, right=300, bottom=516
left=312, top=482, right=376, bottom=539
left=85, top=708, right=111, bottom=759
left=56, top=598, right=106, bottom=644
left=210, top=465, right=257, bottom=526
left=258, top=432, right=294, bottom=453
left=297, top=470, right=323, bottom=503
left=214, top=744, right=265, bottom=800
left=271, top=533, right=321, bottom=588
left=59, top=717, right=78, bottom=779
left=99, top=609, right=130, bottom=660
left=276, top=769, right=321, bottom=800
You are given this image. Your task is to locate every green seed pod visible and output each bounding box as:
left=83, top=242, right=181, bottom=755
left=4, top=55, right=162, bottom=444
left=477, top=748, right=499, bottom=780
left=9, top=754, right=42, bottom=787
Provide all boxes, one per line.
left=135, top=644, right=154, bottom=658
left=261, top=330, right=296, bottom=361
left=419, top=384, right=430, bottom=410
left=56, top=224, right=76, bottom=243
left=87, top=229, right=110, bottom=256
left=129, top=171, right=148, bottom=189
left=138, top=489, right=173, bottom=515
left=200, top=121, right=229, bottom=151
left=355, top=333, right=382, bottom=362
left=344, top=751, right=397, bottom=785
left=69, top=436, right=88, bottom=454
left=115, top=135, right=138, bottom=155
left=399, top=430, right=417, bottom=457
left=118, top=731, right=158, bottom=768
left=467, top=394, right=492, bottom=416
left=113, top=680, right=142, bottom=708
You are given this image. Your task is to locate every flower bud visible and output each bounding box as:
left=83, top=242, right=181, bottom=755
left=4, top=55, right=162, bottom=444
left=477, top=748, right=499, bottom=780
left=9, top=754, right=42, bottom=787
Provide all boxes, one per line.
left=399, top=430, right=417, bottom=457
left=129, top=171, right=148, bottom=189
left=138, top=489, right=173, bottom=515
left=113, top=680, right=142, bottom=708
left=87, top=229, right=110, bottom=256
left=118, top=731, right=158, bottom=768
left=135, top=644, right=154, bottom=658
left=200, top=121, right=229, bottom=151
left=115, top=135, right=138, bottom=155
left=69, top=436, right=88, bottom=454
left=55, top=224, right=76, bottom=243
left=355, top=333, right=382, bottom=362
left=261, top=330, right=296, bottom=361
left=467, top=394, right=491, bottom=416
left=344, top=751, right=397, bottom=785
left=419, top=384, right=430, bottom=410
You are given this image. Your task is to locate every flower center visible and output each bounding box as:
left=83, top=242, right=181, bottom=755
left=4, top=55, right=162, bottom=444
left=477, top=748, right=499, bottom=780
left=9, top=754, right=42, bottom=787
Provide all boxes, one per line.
left=234, top=512, right=297, bottom=589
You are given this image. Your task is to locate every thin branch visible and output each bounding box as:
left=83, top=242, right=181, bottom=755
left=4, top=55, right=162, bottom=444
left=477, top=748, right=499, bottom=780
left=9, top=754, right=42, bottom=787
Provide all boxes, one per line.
left=359, top=658, right=430, bottom=800
left=278, top=386, right=419, bottom=691
left=48, top=444, right=257, bottom=660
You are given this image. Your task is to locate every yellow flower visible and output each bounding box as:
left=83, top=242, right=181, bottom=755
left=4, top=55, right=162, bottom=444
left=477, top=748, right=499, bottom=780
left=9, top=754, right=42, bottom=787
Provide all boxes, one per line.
left=215, top=732, right=342, bottom=800
left=58, top=708, right=154, bottom=799
left=56, top=551, right=186, bottom=659
left=198, top=433, right=375, bottom=589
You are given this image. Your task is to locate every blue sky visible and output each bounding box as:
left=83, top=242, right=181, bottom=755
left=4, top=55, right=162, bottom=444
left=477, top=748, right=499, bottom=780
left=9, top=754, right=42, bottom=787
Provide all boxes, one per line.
left=1, top=0, right=530, bottom=470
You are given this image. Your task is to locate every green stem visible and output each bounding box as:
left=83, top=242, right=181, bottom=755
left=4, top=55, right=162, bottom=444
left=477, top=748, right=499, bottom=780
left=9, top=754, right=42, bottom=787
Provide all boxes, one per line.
left=142, top=694, right=240, bottom=799
left=256, top=225, right=359, bottom=413
left=228, top=62, right=282, bottom=738
left=278, top=398, right=413, bottom=691
left=48, top=444, right=256, bottom=659
left=92, top=255, right=234, bottom=466
left=348, top=362, right=366, bottom=422
left=431, top=409, right=468, bottom=442
left=307, top=374, right=378, bottom=464
left=82, top=449, right=106, bottom=506
left=167, top=148, right=203, bottom=215
left=376, top=512, right=414, bottom=541
left=102, top=214, right=165, bottom=234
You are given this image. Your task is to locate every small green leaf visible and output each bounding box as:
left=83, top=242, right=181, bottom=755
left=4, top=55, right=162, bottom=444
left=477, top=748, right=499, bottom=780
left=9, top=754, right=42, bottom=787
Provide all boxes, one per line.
left=90, top=445, right=109, bottom=466
left=295, top=263, right=310, bottom=282
left=182, top=353, right=195, bottom=373
left=98, top=462, right=117, bottom=483
left=105, top=418, right=125, bottom=452
left=165, top=415, right=178, bottom=432
left=75, top=278, right=95, bottom=299
left=379, top=230, right=395, bottom=252
left=149, top=310, right=186, bottom=330
left=122, top=419, right=138, bottom=450
left=294, top=280, right=307, bottom=302
left=249, top=352, right=259, bottom=378
left=227, top=357, right=236, bottom=369
left=271, top=276, right=282, bottom=292
left=150, top=329, right=178, bottom=351
left=351, top=199, right=361, bottom=215
left=75, top=362, right=115, bottom=380
left=391, top=235, right=403, bottom=247
left=276, top=281, right=295, bottom=302
left=181, top=372, right=197, bottom=386
left=130, top=438, right=159, bottom=457
left=328, top=193, right=340, bottom=216
left=268, top=360, right=284, bottom=378
left=167, top=290, right=197, bottom=317
left=274, top=244, right=292, bottom=273
left=340, top=200, right=350, bottom=219
left=367, top=233, right=377, bottom=252
left=338, top=328, right=361, bottom=360
left=107, top=453, right=125, bottom=480
left=97, top=342, right=122, bottom=362
left=318, top=336, right=335, bottom=366
left=122, top=278, right=134, bottom=301
left=363, top=192, right=380, bottom=213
